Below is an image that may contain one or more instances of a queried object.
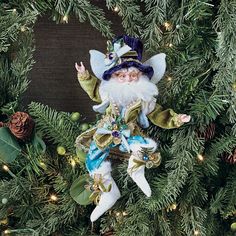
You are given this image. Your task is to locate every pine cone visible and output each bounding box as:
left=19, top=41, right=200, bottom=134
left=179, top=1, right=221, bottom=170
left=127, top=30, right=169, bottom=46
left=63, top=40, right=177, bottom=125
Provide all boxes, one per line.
left=102, top=230, right=114, bottom=236
left=9, top=112, right=35, bottom=141
left=197, top=123, right=215, bottom=141
left=223, top=149, right=236, bottom=165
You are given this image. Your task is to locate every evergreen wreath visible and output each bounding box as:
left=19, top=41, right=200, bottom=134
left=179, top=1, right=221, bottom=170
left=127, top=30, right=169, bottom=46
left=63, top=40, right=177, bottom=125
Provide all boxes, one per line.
left=0, top=1, right=236, bottom=236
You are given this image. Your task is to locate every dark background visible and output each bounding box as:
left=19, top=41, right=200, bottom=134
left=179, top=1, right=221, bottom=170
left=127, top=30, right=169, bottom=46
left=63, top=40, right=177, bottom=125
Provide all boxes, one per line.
left=23, top=4, right=123, bottom=122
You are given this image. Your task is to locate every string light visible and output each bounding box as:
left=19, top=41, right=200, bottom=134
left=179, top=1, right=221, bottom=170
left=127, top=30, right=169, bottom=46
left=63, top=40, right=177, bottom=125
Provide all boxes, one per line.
left=122, top=211, right=128, bottom=216
left=167, top=43, right=173, bottom=48
left=39, top=162, right=46, bottom=167
left=166, top=203, right=178, bottom=212
left=3, top=165, right=9, bottom=171
left=20, top=26, right=26, bottom=32
left=163, top=21, right=172, bottom=30
left=171, top=203, right=177, bottom=210
left=62, top=15, right=68, bottom=23
left=3, top=165, right=16, bottom=178
left=167, top=76, right=173, bottom=81
left=194, top=230, right=200, bottom=235
left=116, top=211, right=121, bottom=216
left=197, top=154, right=204, bottom=161
left=4, top=229, right=11, bottom=234
left=12, top=9, right=17, bottom=13
left=70, top=159, right=76, bottom=167
left=114, top=6, right=119, bottom=12
left=50, top=194, right=58, bottom=201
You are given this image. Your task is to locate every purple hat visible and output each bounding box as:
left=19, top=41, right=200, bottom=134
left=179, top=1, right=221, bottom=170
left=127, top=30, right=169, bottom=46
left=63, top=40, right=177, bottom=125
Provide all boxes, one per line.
left=102, top=35, right=154, bottom=80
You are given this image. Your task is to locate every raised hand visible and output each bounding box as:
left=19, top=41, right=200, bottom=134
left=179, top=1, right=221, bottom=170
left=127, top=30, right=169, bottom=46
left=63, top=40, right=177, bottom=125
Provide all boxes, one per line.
left=178, top=114, right=191, bottom=123
left=75, top=62, right=86, bottom=74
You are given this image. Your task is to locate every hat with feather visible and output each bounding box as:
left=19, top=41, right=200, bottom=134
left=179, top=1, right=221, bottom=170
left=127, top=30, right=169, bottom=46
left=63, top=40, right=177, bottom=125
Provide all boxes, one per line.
left=89, top=35, right=167, bottom=84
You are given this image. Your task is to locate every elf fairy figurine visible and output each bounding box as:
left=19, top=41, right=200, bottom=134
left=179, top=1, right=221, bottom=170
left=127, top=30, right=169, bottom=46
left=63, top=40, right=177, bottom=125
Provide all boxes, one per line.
left=74, top=35, right=190, bottom=222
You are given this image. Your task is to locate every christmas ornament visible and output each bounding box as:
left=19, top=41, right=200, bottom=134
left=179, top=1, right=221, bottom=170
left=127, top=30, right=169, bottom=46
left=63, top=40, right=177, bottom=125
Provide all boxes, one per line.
left=80, top=123, right=89, bottom=131
left=223, top=148, right=236, bottom=165
left=73, top=35, right=191, bottom=222
left=57, top=146, right=66, bottom=155
left=232, top=82, right=236, bottom=92
left=71, top=112, right=80, bottom=121
left=231, top=222, right=236, bottom=231
left=9, top=112, right=35, bottom=141
left=176, top=24, right=181, bottom=29
left=1, top=198, right=8, bottom=204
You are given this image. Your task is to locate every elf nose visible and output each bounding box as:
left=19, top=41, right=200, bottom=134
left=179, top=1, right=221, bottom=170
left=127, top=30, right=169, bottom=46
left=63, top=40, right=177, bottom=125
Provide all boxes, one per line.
left=124, top=74, right=130, bottom=82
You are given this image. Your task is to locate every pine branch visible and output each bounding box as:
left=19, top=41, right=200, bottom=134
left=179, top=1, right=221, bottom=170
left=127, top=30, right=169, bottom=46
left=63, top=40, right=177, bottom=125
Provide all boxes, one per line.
left=189, top=91, right=227, bottom=125
left=145, top=127, right=203, bottom=211
left=0, top=7, right=37, bottom=52
left=180, top=206, right=207, bottom=236
left=106, top=0, right=142, bottom=36
left=28, top=102, right=80, bottom=152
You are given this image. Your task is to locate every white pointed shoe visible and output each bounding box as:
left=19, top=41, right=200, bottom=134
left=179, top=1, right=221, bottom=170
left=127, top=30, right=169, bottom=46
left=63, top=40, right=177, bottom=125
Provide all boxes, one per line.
left=90, top=161, right=121, bottom=222
left=127, top=137, right=157, bottom=197
left=127, top=154, right=152, bottom=197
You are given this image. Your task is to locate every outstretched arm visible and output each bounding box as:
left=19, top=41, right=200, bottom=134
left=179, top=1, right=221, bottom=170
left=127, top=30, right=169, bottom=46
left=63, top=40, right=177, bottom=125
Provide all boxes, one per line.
left=147, top=104, right=191, bottom=129
left=75, top=62, right=102, bottom=103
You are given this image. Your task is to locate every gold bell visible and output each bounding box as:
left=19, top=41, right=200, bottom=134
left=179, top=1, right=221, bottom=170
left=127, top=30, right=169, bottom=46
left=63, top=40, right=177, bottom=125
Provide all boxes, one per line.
left=146, top=161, right=154, bottom=169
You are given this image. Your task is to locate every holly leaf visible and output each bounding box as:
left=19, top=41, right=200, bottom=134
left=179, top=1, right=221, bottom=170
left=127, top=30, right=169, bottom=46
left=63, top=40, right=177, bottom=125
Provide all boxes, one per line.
left=70, top=174, right=93, bottom=205
left=0, top=127, right=21, bottom=163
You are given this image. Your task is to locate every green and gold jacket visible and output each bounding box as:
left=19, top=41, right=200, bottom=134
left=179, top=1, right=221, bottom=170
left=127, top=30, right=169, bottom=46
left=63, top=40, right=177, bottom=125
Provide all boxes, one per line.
left=77, top=71, right=184, bottom=150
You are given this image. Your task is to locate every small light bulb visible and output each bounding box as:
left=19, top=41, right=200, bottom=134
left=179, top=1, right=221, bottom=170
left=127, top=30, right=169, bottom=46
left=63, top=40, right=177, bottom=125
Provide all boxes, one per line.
left=63, top=15, right=68, bottom=22
left=50, top=194, right=58, bottom=201
left=114, top=6, right=119, bottom=12
left=164, top=21, right=172, bottom=30
left=71, top=159, right=76, bottom=167
left=20, top=26, right=26, bottom=32
left=194, top=230, right=200, bottom=235
left=171, top=203, right=177, bottom=210
left=116, top=211, right=121, bottom=216
left=12, top=9, right=17, bottom=13
left=3, top=165, right=9, bottom=171
left=122, top=211, right=128, bottom=216
left=164, top=22, right=170, bottom=27
left=167, top=76, right=172, bottom=81
left=168, top=43, right=173, bottom=47
left=197, top=154, right=204, bottom=161
left=4, top=229, right=11, bottom=234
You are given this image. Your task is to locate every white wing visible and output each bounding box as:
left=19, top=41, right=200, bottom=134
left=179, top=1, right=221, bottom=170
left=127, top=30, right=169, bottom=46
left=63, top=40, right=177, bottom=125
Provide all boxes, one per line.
left=89, top=50, right=107, bottom=80
left=144, top=53, right=166, bottom=84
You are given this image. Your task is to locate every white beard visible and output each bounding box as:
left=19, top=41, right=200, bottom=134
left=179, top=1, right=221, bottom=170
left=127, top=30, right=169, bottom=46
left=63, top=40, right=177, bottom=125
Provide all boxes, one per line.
left=99, top=74, right=158, bottom=115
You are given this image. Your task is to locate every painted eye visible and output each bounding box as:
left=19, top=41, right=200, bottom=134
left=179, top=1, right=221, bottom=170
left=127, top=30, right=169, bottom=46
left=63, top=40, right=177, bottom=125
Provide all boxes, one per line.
left=131, top=73, right=136, bottom=78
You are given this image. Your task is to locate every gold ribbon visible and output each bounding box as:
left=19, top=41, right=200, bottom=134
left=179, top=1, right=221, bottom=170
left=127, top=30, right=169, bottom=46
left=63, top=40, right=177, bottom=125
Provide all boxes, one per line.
left=85, top=174, right=112, bottom=205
